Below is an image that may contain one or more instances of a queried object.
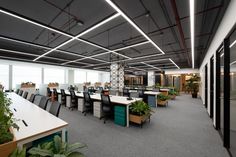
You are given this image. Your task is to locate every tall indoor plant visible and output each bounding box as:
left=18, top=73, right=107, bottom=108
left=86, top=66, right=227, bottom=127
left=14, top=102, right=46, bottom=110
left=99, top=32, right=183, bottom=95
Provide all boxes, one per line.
left=186, top=75, right=200, bottom=98
left=0, top=91, right=19, bottom=157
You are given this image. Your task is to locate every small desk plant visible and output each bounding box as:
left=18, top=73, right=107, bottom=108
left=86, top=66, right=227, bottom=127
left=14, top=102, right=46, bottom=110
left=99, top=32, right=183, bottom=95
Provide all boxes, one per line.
left=0, top=91, right=19, bottom=157
left=129, top=101, right=152, bottom=127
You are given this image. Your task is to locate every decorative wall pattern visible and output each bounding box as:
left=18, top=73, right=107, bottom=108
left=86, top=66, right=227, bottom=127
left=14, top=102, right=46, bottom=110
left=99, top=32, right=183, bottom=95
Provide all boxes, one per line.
left=110, top=63, right=124, bottom=91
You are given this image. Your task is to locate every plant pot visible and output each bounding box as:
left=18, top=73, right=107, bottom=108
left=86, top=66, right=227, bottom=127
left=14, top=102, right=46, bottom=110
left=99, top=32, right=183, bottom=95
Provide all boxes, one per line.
left=157, top=100, right=167, bottom=106
left=170, top=95, right=176, bottom=100
left=129, top=113, right=150, bottom=124
left=0, top=128, right=17, bottom=157
left=192, top=93, right=198, bottom=98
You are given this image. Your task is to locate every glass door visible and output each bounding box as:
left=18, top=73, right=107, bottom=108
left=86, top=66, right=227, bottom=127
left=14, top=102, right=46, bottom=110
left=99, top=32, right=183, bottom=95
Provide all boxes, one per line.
left=205, top=65, right=208, bottom=108
left=210, top=56, right=214, bottom=118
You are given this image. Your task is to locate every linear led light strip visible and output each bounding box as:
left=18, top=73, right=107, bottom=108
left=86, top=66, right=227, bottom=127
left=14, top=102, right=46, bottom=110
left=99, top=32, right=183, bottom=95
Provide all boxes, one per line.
left=0, top=36, right=108, bottom=63
left=169, top=58, right=180, bottom=69
left=141, top=62, right=161, bottom=70
left=105, top=0, right=165, bottom=54
left=62, top=40, right=150, bottom=65
left=0, top=48, right=92, bottom=65
left=190, top=0, right=195, bottom=69
left=0, top=8, right=122, bottom=61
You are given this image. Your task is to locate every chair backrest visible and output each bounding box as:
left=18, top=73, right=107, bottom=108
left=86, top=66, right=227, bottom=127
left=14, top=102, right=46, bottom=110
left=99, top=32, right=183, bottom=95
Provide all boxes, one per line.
left=70, top=90, right=76, bottom=99
left=61, top=89, right=66, bottom=96
left=49, top=101, right=61, bottom=117
left=33, top=95, right=42, bottom=106
left=53, top=88, right=58, bottom=97
left=83, top=92, right=91, bottom=103
left=15, top=89, right=20, bottom=94
left=109, top=90, right=117, bottom=96
left=101, top=94, right=111, bottom=107
left=39, top=96, right=49, bottom=110
left=130, top=92, right=139, bottom=98
left=123, top=88, right=129, bottom=96
left=152, top=88, right=159, bottom=92
left=137, top=89, right=144, bottom=98
left=29, top=94, right=35, bottom=102
left=47, top=87, right=51, bottom=96
left=18, top=90, right=23, bottom=96
left=22, top=91, right=28, bottom=99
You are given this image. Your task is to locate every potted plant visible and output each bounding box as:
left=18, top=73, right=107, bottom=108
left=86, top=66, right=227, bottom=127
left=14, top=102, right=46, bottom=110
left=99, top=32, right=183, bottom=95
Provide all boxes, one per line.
left=0, top=91, right=19, bottom=157
left=28, top=135, right=87, bottom=157
left=157, top=94, right=170, bottom=106
left=129, top=101, right=152, bottom=127
left=186, top=75, right=200, bottom=98
left=168, top=90, right=177, bottom=100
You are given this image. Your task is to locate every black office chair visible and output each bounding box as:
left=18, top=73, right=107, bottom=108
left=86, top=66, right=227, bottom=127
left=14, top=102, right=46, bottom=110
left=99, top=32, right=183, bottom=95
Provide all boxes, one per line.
left=33, top=95, right=42, bottom=106
left=49, top=101, right=61, bottom=117
left=69, top=90, right=77, bottom=110
left=46, top=87, right=52, bottom=97
left=15, top=89, right=20, bottom=94
left=38, top=96, right=49, bottom=110
left=137, top=89, right=144, bottom=98
left=53, top=88, right=58, bottom=101
left=60, top=89, right=66, bottom=106
left=100, top=94, right=113, bottom=124
left=29, top=94, right=35, bottom=102
left=123, top=88, right=129, bottom=97
left=82, top=92, right=93, bottom=116
left=22, top=91, right=28, bottom=99
left=130, top=92, right=139, bottom=98
left=18, top=90, right=23, bottom=96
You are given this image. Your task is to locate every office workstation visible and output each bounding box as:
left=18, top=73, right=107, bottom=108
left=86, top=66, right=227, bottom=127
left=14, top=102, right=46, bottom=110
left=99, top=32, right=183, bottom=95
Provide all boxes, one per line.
left=0, top=0, right=235, bottom=157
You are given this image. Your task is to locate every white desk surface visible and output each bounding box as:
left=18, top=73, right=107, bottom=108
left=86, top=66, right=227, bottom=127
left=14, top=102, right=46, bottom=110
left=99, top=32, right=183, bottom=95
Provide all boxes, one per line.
left=144, top=91, right=161, bottom=95
left=8, top=93, right=68, bottom=143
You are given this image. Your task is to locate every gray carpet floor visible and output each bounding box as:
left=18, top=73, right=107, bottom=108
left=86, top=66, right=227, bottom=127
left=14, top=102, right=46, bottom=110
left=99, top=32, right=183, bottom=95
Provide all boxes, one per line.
left=57, top=94, right=229, bottom=157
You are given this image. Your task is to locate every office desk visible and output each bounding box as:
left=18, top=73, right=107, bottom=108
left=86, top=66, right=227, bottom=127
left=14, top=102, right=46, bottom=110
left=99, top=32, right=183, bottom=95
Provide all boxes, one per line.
left=8, top=93, right=68, bottom=148
left=144, top=91, right=160, bottom=108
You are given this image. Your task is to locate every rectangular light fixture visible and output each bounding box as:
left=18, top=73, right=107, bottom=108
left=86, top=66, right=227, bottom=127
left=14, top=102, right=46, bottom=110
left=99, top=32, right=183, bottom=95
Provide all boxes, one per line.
left=190, top=0, right=195, bottom=69
left=112, top=41, right=150, bottom=51
left=169, top=58, right=180, bottom=69
left=141, top=62, right=161, bottom=70
left=105, top=0, right=165, bottom=54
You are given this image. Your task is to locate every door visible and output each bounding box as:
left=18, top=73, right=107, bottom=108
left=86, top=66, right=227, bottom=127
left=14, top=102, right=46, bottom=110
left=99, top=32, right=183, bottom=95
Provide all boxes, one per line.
left=205, top=65, right=208, bottom=108
left=210, top=56, right=214, bottom=118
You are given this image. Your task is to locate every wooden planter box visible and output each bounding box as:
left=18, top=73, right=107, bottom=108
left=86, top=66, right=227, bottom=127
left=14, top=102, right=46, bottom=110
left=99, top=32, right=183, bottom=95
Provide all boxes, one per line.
left=129, top=113, right=150, bottom=125
left=21, top=84, right=35, bottom=88
left=170, top=95, right=176, bottom=100
left=157, top=100, right=167, bottom=106
left=0, top=128, right=17, bottom=157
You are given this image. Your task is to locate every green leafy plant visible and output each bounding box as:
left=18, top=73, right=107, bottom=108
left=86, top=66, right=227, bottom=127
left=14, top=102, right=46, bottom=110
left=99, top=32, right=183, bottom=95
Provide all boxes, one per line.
left=9, top=147, right=26, bottom=157
left=157, top=94, right=170, bottom=101
left=129, top=101, right=152, bottom=116
left=28, top=135, right=87, bottom=157
left=168, top=90, right=177, bottom=95
left=0, top=91, right=19, bottom=144
left=186, top=75, right=200, bottom=96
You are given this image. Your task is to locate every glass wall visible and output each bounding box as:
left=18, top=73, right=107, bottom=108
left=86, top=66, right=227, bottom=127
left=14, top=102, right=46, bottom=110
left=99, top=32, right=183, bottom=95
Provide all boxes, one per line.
left=44, top=68, right=65, bottom=84
left=0, top=65, right=9, bottom=90
left=220, top=47, right=224, bottom=136
left=12, top=65, right=41, bottom=88
left=74, top=70, right=86, bottom=83
left=230, top=29, right=236, bottom=157
left=87, top=71, right=99, bottom=83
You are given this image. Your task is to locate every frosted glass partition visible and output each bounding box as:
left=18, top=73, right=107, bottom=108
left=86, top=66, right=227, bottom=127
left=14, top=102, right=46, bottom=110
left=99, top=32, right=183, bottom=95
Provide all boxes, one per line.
left=74, top=70, right=86, bottom=83
left=12, top=66, right=41, bottom=88
left=0, top=65, right=9, bottom=90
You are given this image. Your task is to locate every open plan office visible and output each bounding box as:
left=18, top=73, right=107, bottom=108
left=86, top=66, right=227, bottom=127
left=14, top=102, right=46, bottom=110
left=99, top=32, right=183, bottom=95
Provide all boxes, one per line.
left=0, top=0, right=236, bottom=157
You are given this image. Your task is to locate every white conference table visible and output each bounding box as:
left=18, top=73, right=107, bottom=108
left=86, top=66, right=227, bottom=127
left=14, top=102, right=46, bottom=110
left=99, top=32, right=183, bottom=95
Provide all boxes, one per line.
left=58, top=90, right=142, bottom=127
left=8, top=93, right=68, bottom=148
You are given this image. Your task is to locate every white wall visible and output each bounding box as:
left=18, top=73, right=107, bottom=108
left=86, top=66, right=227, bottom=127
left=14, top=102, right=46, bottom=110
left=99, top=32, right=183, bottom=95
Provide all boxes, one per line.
left=148, top=71, right=155, bottom=86
left=199, top=0, right=236, bottom=127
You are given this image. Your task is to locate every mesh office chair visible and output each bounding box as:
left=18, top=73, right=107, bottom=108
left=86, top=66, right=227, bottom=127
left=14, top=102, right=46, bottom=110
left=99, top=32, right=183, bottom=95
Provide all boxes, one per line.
left=15, top=89, right=20, bottom=94
left=39, top=96, right=49, bottom=110
left=22, top=91, right=28, bottom=99
left=138, top=89, right=144, bottom=98
left=29, top=94, right=35, bottom=103
left=100, top=94, right=113, bottom=124
left=69, top=90, right=78, bottom=110
left=109, top=90, right=117, bottom=96
left=152, top=88, right=159, bottom=92
left=53, top=88, right=58, bottom=101
left=33, top=95, right=42, bottom=106
left=49, top=101, right=61, bottom=117
left=47, top=87, right=52, bottom=97
left=129, top=92, right=139, bottom=98
left=18, top=90, right=23, bottom=96
left=123, top=88, right=129, bottom=97
left=82, top=92, right=93, bottom=116
left=60, top=89, right=66, bottom=106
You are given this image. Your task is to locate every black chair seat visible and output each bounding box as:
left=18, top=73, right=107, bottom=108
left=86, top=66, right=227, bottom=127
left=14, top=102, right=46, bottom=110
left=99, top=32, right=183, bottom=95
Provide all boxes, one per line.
left=102, top=106, right=112, bottom=112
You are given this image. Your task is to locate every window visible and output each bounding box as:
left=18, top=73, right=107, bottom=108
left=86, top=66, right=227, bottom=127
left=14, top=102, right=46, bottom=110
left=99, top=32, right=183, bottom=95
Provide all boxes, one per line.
left=87, top=72, right=99, bottom=83
left=74, top=70, right=86, bottom=83
left=44, top=68, right=65, bottom=84
left=0, top=65, right=9, bottom=90
left=12, top=66, right=41, bottom=88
